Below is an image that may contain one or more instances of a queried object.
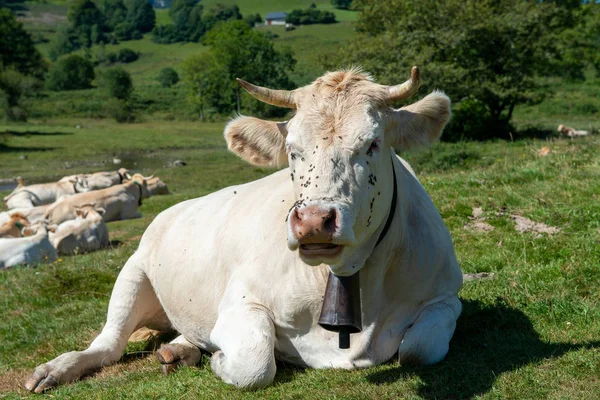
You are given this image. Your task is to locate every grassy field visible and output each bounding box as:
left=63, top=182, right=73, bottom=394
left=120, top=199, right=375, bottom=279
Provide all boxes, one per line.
left=2, top=2, right=600, bottom=397
left=1, top=117, right=600, bottom=398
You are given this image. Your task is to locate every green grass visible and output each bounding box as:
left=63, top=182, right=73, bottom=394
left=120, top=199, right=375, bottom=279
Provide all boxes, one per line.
left=1, top=119, right=600, bottom=398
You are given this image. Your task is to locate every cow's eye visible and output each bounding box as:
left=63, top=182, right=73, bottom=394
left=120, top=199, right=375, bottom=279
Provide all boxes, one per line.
left=367, top=139, right=379, bottom=154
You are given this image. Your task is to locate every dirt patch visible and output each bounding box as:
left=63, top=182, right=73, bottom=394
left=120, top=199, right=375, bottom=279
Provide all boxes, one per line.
left=0, top=369, right=30, bottom=395
left=463, top=272, right=496, bottom=281
left=510, top=215, right=560, bottom=236
left=464, top=207, right=495, bottom=232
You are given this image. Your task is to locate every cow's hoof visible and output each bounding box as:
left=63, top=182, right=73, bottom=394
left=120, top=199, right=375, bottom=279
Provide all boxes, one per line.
left=156, top=343, right=201, bottom=376
left=24, top=365, right=59, bottom=394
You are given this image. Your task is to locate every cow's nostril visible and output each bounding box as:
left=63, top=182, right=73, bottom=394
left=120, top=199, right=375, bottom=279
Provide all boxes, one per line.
left=323, top=209, right=337, bottom=233
left=294, top=208, right=302, bottom=221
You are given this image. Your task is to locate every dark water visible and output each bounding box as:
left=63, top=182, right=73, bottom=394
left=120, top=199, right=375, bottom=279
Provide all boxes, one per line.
left=0, top=151, right=181, bottom=193
left=0, top=182, right=17, bottom=192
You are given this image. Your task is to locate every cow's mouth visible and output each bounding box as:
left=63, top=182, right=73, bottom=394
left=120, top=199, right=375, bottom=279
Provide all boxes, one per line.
left=299, top=243, right=343, bottom=257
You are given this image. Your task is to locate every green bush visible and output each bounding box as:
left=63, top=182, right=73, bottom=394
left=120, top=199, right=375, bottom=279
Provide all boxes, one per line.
left=117, top=48, right=139, bottom=63
left=45, top=55, right=95, bottom=91
left=113, top=21, right=140, bottom=41
left=101, top=67, right=133, bottom=100
left=286, top=9, right=337, bottom=25
left=0, top=68, right=41, bottom=121
left=106, top=98, right=135, bottom=122
left=444, top=99, right=513, bottom=142
left=157, top=67, right=179, bottom=87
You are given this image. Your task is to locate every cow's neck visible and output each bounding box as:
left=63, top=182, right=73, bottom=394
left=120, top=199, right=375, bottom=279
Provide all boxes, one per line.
left=133, top=182, right=143, bottom=206
left=356, top=155, right=406, bottom=326
left=374, top=155, right=398, bottom=248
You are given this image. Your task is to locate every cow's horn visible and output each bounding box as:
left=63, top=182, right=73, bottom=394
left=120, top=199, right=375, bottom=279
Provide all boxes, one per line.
left=386, top=66, right=420, bottom=102
left=125, top=172, right=132, bottom=180
left=143, top=174, right=155, bottom=180
left=237, top=78, right=296, bottom=109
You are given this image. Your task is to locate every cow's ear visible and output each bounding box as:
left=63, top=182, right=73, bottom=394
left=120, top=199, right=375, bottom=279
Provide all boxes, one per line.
left=95, top=207, right=106, bottom=216
left=387, top=91, right=451, bottom=150
left=75, top=208, right=86, bottom=218
left=224, top=116, right=288, bottom=167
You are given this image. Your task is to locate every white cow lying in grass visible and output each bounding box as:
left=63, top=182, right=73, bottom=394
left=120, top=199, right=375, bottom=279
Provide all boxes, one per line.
left=25, top=67, right=462, bottom=393
left=0, top=223, right=57, bottom=269
left=49, top=206, right=109, bottom=255
left=4, top=178, right=87, bottom=209
left=60, top=168, right=131, bottom=191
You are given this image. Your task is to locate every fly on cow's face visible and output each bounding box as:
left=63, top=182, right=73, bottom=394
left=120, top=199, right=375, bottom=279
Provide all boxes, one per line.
left=366, top=138, right=380, bottom=157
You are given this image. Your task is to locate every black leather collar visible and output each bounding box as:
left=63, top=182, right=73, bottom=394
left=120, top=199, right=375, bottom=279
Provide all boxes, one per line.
left=375, top=156, right=397, bottom=248
left=134, top=181, right=143, bottom=206
left=117, top=171, right=124, bottom=184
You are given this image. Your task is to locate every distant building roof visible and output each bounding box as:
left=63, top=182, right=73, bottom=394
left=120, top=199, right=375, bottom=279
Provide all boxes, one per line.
left=265, top=12, right=287, bottom=20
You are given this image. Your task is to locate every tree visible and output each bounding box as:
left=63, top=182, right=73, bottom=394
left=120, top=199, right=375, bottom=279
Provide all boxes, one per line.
left=331, top=0, right=352, bottom=10
left=100, top=0, right=128, bottom=30
left=67, top=0, right=107, bottom=41
left=182, top=52, right=230, bottom=117
left=184, top=20, right=296, bottom=116
left=117, top=48, right=139, bottom=63
left=101, top=67, right=133, bottom=100
left=50, top=0, right=108, bottom=60
left=339, top=0, right=598, bottom=140
left=153, top=1, right=242, bottom=43
left=0, top=8, right=46, bottom=79
left=0, top=68, right=40, bottom=121
left=157, top=67, right=179, bottom=87
left=0, top=9, right=46, bottom=120
left=244, top=13, right=263, bottom=27
left=46, top=54, right=95, bottom=91
left=126, top=0, right=156, bottom=33
left=286, top=9, right=337, bottom=25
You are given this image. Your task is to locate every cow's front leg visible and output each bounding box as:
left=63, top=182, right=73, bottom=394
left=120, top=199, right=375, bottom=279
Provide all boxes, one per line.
left=209, top=306, right=276, bottom=390
left=156, top=335, right=202, bottom=375
left=398, top=296, right=461, bottom=366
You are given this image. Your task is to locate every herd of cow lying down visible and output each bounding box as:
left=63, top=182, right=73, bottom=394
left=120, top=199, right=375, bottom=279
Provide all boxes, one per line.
left=0, top=168, right=169, bottom=268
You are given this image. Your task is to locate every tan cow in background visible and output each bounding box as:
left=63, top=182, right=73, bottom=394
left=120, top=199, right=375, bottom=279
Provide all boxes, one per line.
left=43, top=174, right=150, bottom=225
left=0, top=213, right=29, bottom=238
left=146, top=176, right=169, bottom=196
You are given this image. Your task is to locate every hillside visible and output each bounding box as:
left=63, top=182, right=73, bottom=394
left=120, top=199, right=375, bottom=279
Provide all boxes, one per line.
left=4, top=0, right=599, bottom=133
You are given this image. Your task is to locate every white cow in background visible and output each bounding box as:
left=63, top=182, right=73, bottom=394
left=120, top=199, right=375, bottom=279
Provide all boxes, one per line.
left=49, top=206, right=109, bottom=255
left=4, top=179, right=86, bottom=209
left=25, top=67, right=463, bottom=393
left=60, top=168, right=131, bottom=191
left=43, top=174, right=150, bottom=225
left=0, top=223, right=57, bottom=269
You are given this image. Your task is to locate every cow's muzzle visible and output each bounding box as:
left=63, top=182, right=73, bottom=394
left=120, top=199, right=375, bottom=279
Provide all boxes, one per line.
left=289, top=204, right=344, bottom=258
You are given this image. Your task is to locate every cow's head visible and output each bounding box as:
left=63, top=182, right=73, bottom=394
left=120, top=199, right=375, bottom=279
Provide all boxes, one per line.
left=125, top=173, right=153, bottom=199
left=75, top=204, right=105, bottom=221
left=225, top=67, right=450, bottom=276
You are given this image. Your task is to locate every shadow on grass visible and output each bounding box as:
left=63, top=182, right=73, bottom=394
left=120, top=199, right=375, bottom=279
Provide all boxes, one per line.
left=0, top=144, right=57, bottom=153
left=367, top=298, right=600, bottom=399
left=2, top=130, right=73, bottom=137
